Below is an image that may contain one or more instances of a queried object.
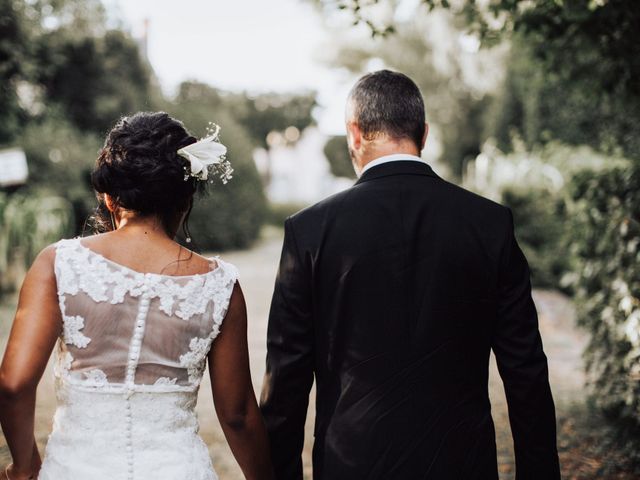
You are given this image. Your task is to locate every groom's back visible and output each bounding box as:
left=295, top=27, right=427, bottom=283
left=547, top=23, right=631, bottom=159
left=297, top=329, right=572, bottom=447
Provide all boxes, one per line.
left=290, top=161, right=506, bottom=478
left=261, top=69, right=558, bottom=480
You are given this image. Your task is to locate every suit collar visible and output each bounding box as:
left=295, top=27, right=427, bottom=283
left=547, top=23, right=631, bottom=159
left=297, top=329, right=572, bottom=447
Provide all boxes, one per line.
left=354, top=160, right=439, bottom=185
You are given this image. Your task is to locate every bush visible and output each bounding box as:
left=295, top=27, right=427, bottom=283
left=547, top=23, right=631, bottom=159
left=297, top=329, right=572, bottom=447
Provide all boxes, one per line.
left=567, top=164, right=640, bottom=459
left=501, top=187, right=568, bottom=289
left=266, top=202, right=305, bottom=227
left=464, top=141, right=628, bottom=289
left=323, top=136, right=355, bottom=179
left=0, top=192, right=74, bottom=292
left=18, top=113, right=101, bottom=232
left=185, top=113, right=267, bottom=252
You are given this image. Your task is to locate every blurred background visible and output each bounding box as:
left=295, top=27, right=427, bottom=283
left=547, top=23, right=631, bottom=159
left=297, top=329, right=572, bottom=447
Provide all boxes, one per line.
left=0, top=0, right=638, bottom=478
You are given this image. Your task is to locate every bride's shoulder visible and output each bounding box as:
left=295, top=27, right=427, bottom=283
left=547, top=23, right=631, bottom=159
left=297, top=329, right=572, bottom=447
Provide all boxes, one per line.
left=202, top=253, right=239, bottom=281
left=25, top=241, right=62, bottom=278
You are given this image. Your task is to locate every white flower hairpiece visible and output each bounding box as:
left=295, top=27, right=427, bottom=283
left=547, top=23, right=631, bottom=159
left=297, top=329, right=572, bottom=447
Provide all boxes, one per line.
left=177, top=123, right=233, bottom=183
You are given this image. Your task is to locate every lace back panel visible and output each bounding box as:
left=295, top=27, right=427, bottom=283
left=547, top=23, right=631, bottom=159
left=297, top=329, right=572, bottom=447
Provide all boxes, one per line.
left=53, top=238, right=238, bottom=394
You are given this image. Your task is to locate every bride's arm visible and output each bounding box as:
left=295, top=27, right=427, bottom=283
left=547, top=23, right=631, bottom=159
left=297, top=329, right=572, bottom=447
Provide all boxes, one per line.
left=208, top=282, right=275, bottom=480
left=0, top=246, right=62, bottom=480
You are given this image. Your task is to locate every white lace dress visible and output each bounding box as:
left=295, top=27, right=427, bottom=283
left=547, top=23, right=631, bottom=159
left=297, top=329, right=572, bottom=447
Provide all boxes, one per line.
left=38, top=238, right=238, bottom=480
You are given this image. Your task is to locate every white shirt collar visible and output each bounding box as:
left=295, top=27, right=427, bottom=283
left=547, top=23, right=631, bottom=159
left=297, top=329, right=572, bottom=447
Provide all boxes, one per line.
left=360, top=153, right=424, bottom=176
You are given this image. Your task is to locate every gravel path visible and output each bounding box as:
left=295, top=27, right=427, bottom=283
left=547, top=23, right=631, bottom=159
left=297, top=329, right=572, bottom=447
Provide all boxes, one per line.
left=0, top=230, right=588, bottom=479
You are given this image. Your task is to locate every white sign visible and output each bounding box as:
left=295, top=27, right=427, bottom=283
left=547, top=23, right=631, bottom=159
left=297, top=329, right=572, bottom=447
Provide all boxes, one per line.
left=0, top=148, right=28, bottom=187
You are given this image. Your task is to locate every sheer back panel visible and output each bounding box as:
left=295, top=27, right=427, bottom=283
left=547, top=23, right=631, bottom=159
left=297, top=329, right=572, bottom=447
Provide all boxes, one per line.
left=53, top=238, right=238, bottom=393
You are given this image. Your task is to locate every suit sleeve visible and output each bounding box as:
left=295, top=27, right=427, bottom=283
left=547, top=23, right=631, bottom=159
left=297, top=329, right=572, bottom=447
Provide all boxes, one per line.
left=492, top=208, right=561, bottom=480
left=260, top=217, right=314, bottom=480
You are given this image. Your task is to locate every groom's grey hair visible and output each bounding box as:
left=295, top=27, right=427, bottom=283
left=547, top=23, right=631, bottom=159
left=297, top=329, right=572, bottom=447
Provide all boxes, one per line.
left=348, top=70, right=426, bottom=150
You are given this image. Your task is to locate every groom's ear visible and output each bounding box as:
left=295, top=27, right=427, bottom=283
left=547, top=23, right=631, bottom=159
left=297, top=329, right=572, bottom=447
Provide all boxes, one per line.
left=347, top=121, right=362, bottom=150
left=421, top=122, right=429, bottom=150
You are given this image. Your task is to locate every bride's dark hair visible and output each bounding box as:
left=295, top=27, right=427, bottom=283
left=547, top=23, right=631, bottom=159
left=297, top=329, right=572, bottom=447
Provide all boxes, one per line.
left=89, top=111, right=200, bottom=239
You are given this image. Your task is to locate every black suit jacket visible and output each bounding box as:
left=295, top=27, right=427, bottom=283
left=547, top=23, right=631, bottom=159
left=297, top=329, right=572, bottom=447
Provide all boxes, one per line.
left=260, top=160, right=560, bottom=480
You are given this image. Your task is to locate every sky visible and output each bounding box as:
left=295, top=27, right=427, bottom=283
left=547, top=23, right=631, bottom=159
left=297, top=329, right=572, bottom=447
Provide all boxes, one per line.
left=105, top=0, right=358, bottom=135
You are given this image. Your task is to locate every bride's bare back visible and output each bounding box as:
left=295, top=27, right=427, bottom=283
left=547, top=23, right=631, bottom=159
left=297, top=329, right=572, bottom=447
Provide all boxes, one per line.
left=80, top=230, right=216, bottom=278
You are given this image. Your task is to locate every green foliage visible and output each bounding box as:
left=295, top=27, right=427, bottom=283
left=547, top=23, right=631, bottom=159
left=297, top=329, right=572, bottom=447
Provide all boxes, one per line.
left=501, top=187, right=568, bottom=289
left=176, top=112, right=267, bottom=252
left=0, top=0, right=160, bottom=233
left=18, top=113, right=101, bottom=226
left=327, top=1, right=640, bottom=162
left=36, top=28, right=158, bottom=134
left=487, top=32, right=640, bottom=161
left=1, top=3, right=314, bottom=253
left=323, top=135, right=355, bottom=179
left=0, top=192, right=74, bottom=292
left=465, top=141, right=625, bottom=289
left=330, top=13, right=495, bottom=177
left=566, top=164, right=640, bottom=454
left=171, top=82, right=316, bottom=150
left=0, top=0, right=35, bottom=144
left=237, top=92, right=317, bottom=149
left=165, top=81, right=320, bottom=249
left=266, top=202, right=305, bottom=227
left=0, top=0, right=153, bottom=140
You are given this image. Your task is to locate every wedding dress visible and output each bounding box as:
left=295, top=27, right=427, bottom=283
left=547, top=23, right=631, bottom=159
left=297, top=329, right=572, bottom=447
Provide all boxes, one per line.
left=38, top=238, right=238, bottom=480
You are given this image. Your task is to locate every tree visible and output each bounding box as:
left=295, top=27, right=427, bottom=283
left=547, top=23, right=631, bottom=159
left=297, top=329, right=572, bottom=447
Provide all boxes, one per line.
left=238, top=92, right=317, bottom=150
left=0, top=0, right=36, bottom=143
left=0, top=0, right=159, bottom=140
left=319, top=0, right=640, bottom=161
left=326, top=9, right=501, bottom=176
left=35, top=29, right=158, bottom=135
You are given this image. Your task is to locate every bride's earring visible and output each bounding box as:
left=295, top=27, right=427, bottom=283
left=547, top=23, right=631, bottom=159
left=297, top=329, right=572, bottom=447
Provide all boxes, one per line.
left=110, top=211, right=117, bottom=231
left=186, top=236, right=192, bottom=244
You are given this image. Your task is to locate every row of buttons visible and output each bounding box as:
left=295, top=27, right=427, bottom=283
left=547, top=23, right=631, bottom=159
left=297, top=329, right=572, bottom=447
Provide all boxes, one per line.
left=123, top=287, right=151, bottom=480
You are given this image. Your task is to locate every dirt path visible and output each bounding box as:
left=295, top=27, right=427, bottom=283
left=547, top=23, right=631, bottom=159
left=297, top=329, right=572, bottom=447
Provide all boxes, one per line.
left=0, top=230, right=589, bottom=479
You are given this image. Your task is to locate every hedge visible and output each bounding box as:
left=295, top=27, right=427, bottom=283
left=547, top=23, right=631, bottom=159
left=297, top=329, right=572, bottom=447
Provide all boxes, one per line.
left=0, top=192, right=74, bottom=292
left=185, top=113, right=267, bottom=252
left=567, top=164, right=640, bottom=457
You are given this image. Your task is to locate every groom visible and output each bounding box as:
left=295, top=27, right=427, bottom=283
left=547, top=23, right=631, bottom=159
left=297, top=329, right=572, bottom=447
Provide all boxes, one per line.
left=260, top=70, right=560, bottom=479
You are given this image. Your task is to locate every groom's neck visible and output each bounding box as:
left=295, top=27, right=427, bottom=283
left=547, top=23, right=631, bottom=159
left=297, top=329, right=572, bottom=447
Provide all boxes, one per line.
left=357, top=140, right=421, bottom=171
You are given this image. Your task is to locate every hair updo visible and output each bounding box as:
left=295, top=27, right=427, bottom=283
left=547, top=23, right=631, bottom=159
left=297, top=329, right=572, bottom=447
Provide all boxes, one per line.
left=90, top=111, right=200, bottom=235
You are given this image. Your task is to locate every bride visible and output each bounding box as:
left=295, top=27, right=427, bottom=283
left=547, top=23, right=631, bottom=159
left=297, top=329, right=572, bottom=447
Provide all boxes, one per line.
left=0, top=112, right=275, bottom=479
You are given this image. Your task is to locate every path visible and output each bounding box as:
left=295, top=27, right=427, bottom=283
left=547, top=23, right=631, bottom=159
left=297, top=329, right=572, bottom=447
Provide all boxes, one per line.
left=0, top=230, right=589, bottom=479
